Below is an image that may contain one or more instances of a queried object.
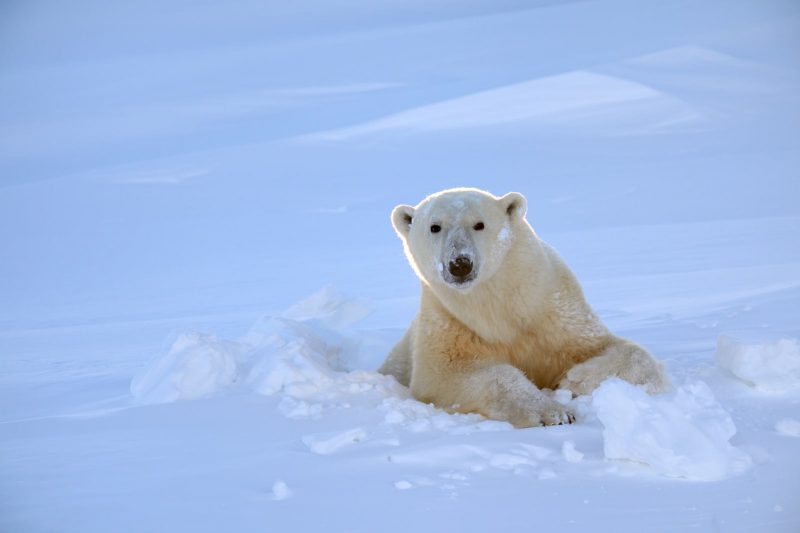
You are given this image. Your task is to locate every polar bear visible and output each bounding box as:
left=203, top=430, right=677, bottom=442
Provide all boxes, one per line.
left=379, top=188, right=668, bottom=427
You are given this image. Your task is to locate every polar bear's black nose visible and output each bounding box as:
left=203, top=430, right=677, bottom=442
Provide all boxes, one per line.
left=448, top=256, right=473, bottom=279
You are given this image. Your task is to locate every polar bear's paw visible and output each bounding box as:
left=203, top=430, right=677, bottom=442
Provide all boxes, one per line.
left=504, top=398, right=574, bottom=428
left=536, top=399, right=575, bottom=427
left=558, top=359, right=610, bottom=397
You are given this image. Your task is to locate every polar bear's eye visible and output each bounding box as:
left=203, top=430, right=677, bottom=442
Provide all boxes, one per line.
left=430, top=224, right=441, bottom=234
left=473, top=222, right=485, bottom=231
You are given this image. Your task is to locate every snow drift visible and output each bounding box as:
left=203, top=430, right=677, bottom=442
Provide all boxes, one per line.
left=130, top=287, right=375, bottom=404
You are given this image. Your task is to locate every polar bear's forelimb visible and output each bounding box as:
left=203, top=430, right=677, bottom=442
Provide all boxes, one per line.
left=414, top=362, right=573, bottom=428
left=558, top=338, right=669, bottom=396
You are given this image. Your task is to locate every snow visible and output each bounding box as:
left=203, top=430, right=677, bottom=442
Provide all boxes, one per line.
left=1, top=0, right=800, bottom=532
left=130, top=333, right=241, bottom=403
left=305, top=71, right=701, bottom=141
left=394, top=480, right=413, bottom=490
left=561, top=441, right=585, bottom=463
left=130, top=287, right=381, bottom=404
left=715, top=336, right=800, bottom=392
left=497, top=225, right=510, bottom=242
left=593, top=379, right=752, bottom=481
left=271, top=480, right=292, bottom=501
left=281, top=285, right=371, bottom=329
left=303, top=428, right=368, bottom=455
left=128, top=288, right=781, bottom=484
left=775, top=419, right=800, bottom=438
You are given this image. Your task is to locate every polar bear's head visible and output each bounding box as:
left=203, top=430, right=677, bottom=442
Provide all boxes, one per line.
left=391, top=188, right=527, bottom=291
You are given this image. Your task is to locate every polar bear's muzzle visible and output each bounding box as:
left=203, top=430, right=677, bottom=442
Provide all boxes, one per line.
left=442, top=253, right=478, bottom=288
left=437, top=226, right=479, bottom=288
left=448, top=255, right=473, bottom=279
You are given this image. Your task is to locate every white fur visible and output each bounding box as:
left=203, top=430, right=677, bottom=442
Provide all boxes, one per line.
left=380, top=188, right=668, bottom=427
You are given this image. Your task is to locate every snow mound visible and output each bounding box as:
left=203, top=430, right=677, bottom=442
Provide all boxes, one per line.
left=593, top=379, right=751, bottom=481
left=130, top=333, right=243, bottom=403
left=715, top=336, right=800, bottom=392
left=131, top=287, right=379, bottom=404
left=130, top=286, right=518, bottom=447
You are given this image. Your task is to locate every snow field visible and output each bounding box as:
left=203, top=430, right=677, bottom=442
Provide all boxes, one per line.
left=2, top=1, right=799, bottom=531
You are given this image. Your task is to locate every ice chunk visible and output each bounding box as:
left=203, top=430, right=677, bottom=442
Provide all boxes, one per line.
left=593, top=379, right=751, bottom=481
left=715, top=336, right=800, bottom=392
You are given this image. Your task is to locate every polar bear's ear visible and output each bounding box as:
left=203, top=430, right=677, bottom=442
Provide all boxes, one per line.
left=501, top=192, right=527, bottom=220
left=391, top=204, right=415, bottom=238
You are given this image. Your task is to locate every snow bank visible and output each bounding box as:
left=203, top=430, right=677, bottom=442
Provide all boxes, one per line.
left=715, top=336, right=800, bottom=392
left=130, top=287, right=376, bottom=404
left=593, top=379, right=751, bottom=481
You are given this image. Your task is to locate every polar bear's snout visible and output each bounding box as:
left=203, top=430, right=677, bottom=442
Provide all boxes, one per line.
left=442, top=250, right=478, bottom=287
left=448, top=255, right=473, bottom=279
left=440, top=226, right=478, bottom=287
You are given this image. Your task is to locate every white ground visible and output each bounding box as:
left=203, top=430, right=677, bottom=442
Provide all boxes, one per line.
left=1, top=1, right=799, bottom=532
